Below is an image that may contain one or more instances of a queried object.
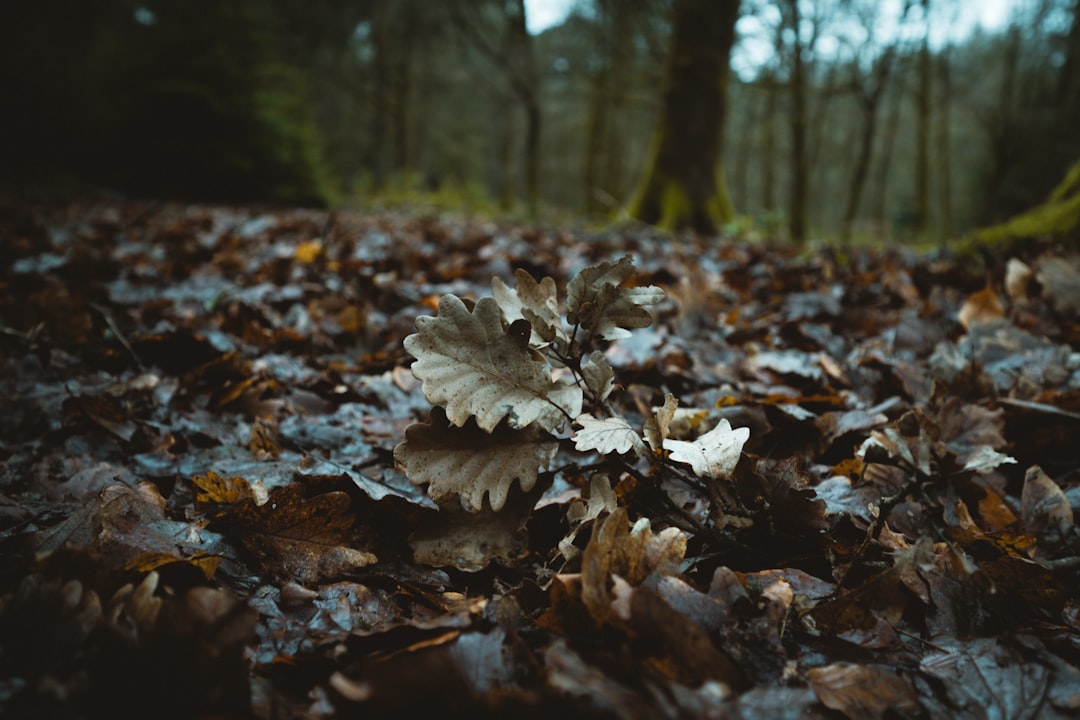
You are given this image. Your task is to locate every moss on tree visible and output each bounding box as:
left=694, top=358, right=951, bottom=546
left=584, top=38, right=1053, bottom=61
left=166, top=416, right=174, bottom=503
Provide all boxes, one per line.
left=960, top=157, right=1080, bottom=253
left=626, top=0, right=739, bottom=235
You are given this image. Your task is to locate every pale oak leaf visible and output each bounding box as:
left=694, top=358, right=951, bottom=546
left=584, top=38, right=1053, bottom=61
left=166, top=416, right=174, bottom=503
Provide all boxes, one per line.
left=404, top=294, right=582, bottom=432
left=663, top=418, right=749, bottom=480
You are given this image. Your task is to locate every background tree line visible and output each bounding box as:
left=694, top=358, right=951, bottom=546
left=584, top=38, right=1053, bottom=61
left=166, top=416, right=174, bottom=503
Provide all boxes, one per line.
left=2, top=0, right=1077, bottom=243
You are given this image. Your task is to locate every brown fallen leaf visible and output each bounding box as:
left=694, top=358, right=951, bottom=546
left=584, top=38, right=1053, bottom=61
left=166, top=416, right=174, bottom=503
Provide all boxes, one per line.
left=192, top=470, right=260, bottom=511
left=218, top=482, right=376, bottom=584
left=807, top=663, right=920, bottom=720
left=1020, top=465, right=1074, bottom=546
left=958, top=285, right=1006, bottom=329
left=581, top=507, right=686, bottom=625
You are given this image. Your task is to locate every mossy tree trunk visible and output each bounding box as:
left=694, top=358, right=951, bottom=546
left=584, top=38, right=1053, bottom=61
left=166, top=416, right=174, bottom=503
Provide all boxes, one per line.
left=627, top=0, right=739, bottom=235
left=962, top=157, right=1080, bottom=250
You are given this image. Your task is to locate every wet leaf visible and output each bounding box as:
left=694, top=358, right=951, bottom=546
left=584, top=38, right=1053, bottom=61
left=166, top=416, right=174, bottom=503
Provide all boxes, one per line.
left=807, top=663, right=920, bottom=720
left=218, top=483, right=376, bottom=584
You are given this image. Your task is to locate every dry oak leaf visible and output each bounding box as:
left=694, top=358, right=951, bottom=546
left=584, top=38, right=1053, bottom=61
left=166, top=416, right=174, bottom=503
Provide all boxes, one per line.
left=581, top=350, right=615, bottom=403
left=410, top=489, right=537, bottom=571
left=559, top=474, right=618, bottom=561
left=645, top=393, right=679, bottom=452
left=491, top=268, right=566, bottom=344
left=573, top=413, right=645, bottom=456
left=566, top=255, right=664, bottom=340
left=220, top=483, right=376, bottom=584
left=581, top=507, right=686, bottom=625
left=663, top=418, right=750, bottom=480
left=394, top=408, right=558, bottom=512
left=404, top=294, right=582, bottom=432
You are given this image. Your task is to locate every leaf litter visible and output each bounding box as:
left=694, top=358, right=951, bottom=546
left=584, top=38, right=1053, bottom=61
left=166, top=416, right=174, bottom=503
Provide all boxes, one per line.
left=1, top=201, right=1079, bottom=718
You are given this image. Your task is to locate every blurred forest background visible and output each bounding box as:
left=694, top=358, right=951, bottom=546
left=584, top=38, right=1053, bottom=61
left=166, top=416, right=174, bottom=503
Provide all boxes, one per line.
left=2, top=0, right=1078, bottom=243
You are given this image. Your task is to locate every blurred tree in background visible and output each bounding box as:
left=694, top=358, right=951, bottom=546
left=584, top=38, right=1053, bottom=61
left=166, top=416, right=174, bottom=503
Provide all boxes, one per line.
left=626, top=0, right=740, bottom=234
left=1, top=0, right=1077, bottom=242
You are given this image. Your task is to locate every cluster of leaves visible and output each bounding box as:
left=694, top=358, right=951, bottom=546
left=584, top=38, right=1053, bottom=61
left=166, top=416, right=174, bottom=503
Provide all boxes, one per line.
left=1, top=200, right=1079, bottom=718
left=394, top=255, right=749, bottom=569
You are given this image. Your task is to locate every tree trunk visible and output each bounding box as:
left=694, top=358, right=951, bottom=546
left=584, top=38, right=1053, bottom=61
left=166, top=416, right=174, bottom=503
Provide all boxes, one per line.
left=761, top=73, right=778, bottom=213
left=841, top=50, right=894, bottom=242
left=786, top=0, right=808, bottom=244
left=936, top=48, right=954, bottom=242
left=872, top=75, right=903, bottom=235
left=982, top=26, right=1022, bottom=223
left=732, top=84, right=755, bottom=211
left=627, top=0, right=739, bottom=234
left=583, top=0, right=633, bottom=214
left=507, top=0, right=539, bottom=217
left=913, top=0, right=932, bottom=240
left=369, top=0, right=391, bottom=189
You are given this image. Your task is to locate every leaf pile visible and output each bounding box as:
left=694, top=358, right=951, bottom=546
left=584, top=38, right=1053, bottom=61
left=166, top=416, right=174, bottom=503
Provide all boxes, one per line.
left=2, top=200, right=1079, bottom=718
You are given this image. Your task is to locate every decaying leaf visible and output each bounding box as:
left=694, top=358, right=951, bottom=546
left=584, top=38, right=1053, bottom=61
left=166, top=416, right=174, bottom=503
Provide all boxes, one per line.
left=573, top=413, right=644, bottom=455
left=567, top=255, right=638, bottom=316
left=31, top=482, right=207, bottom=571
left=218, top=483, right=376, bottom=584
left=395, top=408, right=558, bottom=512
left=491, top=268, right=566, bottom=344
left=404, top=294, right=582, bottom=432
left=920, top=637, right=1053, bottom=720
left=663, top=418, right=750, bottom=479
left=958, top=285, right=1006, bottom=329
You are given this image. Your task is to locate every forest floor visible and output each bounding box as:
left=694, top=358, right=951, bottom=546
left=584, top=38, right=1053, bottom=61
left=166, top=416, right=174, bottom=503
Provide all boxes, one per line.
left=1, top=200, right=1079, bottom=719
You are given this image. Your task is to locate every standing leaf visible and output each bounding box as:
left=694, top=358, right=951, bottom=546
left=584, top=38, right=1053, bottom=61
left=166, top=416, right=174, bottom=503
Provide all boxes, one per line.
left=581, top=350, right=616, bottom=402
left=567, top=255, right=638, bottom=318
left=566, top=256, right=664, bottom=340
left=394, top=409, right=558, bottom=512
left=645, top=394, right=679, bottom=452
left=664, top=419, right=750, bottom=480
left=404, top=295, right=582, bottom=432
left=492, top=269, right=566, bottom=344
left=578, top=284, right=666, bottom=340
